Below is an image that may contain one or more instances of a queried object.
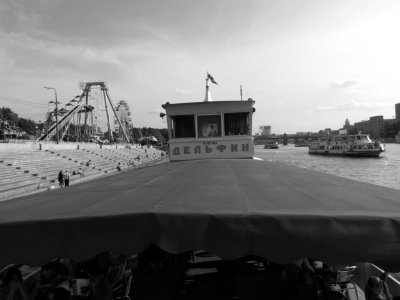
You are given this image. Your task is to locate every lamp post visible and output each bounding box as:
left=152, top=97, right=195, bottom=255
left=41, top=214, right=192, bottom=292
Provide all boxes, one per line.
left=44, top=86, right=59, bottom=143
left=1, top=120, right=4, bottom=143
left=1, top=108, right=4, bottom=142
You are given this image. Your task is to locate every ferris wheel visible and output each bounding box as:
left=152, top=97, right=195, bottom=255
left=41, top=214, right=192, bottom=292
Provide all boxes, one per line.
left=114, top=100, right=133, bottom=142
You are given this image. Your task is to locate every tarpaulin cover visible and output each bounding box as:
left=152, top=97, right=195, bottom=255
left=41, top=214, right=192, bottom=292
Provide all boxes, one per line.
left=1, top=159, right=400, bottom=270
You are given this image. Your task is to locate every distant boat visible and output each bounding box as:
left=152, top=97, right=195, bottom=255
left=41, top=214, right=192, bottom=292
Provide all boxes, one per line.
left=137, top=136, right=158, bottom=145
left=309, top=130, right=385, bottom=157
left=264, top=141, right=279, bottom=149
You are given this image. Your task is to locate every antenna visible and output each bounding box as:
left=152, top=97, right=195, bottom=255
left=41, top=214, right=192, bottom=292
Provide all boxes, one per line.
left=240, top=85, right=243, bottom=101
left=204, top=74, right=212, bottom=102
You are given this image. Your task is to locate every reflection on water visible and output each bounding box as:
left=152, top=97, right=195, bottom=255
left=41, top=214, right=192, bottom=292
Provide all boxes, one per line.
left=255, top=143, right=400, bottom=190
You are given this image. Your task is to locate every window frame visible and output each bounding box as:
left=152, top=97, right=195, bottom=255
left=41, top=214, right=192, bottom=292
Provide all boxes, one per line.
left=197, top=114, right=223, bottom=138
left=170, top=114, right=196, bottom=138
left=223, top=112, right=250, bottom=136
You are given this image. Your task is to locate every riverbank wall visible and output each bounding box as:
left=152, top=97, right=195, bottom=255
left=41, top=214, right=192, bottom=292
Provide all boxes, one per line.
left=0, top=142, right=129, bottom=152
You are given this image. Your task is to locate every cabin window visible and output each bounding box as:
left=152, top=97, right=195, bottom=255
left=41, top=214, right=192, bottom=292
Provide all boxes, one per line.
left=171, top=115, right=195, bottom=138
left=197, top=115, right=221, bottom=138
left=224, top=113, right=249, bottom=136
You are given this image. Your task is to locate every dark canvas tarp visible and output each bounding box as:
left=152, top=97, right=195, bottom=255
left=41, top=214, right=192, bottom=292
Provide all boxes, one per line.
left=1, top=159, right=400, bottom=270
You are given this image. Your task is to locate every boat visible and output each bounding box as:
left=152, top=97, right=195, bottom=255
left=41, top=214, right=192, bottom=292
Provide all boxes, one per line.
left=309, top=130, right=385, bottom=157
left=2, top=81, right=400, bottom=298
left=264, top=141, right=279, bottom=149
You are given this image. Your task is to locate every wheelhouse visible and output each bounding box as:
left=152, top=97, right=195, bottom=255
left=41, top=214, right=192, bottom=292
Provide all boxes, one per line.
left=162, top=100, right=255, bottom=161
left=348, top=134, right=373, bottom=143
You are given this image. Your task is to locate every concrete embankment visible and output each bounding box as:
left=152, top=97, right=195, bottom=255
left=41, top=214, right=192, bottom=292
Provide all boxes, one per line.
left=0, top=141, right=127, bottom=151
left=0, top=142, right=167, bottom=201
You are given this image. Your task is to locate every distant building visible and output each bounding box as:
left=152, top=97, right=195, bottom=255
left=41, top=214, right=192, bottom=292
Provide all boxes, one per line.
left=259, top=125, right=271, bottom=136
left=349, top=103, right=400, bottom=138
left=343, top=118, right=351, bottom=130
left=354, top=116, right=384, bottom=138
left=296, top=132, right=311, bottom=136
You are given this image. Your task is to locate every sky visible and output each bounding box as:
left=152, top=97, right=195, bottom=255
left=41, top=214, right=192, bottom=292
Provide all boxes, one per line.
left=1, top=0, right=400, bottom=134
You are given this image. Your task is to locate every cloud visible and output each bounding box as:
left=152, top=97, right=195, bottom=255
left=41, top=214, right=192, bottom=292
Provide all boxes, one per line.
left=329, top=80, right=358, bottom=89
left=175, top=88, right=192, bottom=95
left=317, top=100, right=386, bottom=112
left=0, top=31, right=131, bottom=81
left=0, top=0, right=255, bottom=50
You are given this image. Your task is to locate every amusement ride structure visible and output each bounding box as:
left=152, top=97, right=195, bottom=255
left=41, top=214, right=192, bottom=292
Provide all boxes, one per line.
left=38, top=82, right=131, bottom=143
left=114, top=100, right=133, bottom=140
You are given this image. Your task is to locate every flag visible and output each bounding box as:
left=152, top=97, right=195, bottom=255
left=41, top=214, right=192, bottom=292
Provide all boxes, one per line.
left=207, top=73, right=218, bottom=85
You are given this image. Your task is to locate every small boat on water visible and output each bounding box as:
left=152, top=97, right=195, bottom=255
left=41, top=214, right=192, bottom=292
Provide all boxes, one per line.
left=308, top=130, right=385, bottom=157
left=264, top=141, right=279, bottom=149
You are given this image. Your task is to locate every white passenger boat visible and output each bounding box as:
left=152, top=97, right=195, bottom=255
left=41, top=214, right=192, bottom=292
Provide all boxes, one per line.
left=309, top=130, right=385, bottom=157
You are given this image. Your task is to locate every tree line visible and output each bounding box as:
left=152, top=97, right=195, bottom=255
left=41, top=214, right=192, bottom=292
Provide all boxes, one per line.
left=1, top=107, right=36, bottom=139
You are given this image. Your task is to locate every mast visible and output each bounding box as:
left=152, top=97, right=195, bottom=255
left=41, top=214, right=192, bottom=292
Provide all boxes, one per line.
left=204, top=77, right=213, bottom=102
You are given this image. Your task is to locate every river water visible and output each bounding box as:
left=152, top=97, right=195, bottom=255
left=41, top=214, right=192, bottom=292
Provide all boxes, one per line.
left=254, top=143, right=400, bottom=191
